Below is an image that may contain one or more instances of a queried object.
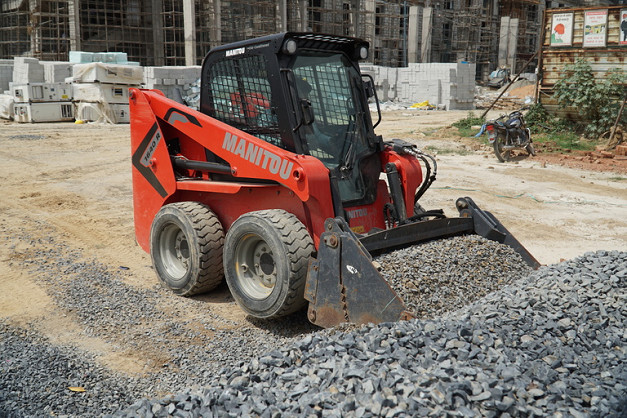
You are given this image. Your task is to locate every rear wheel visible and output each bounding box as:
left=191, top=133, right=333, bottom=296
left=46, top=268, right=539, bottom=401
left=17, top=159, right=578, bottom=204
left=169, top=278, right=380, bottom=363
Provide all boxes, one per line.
left=223, top=210, right=314, bottom=319
left=493, top=134, right=511, bottom=162
left=150, top=202, right=224, bottom=296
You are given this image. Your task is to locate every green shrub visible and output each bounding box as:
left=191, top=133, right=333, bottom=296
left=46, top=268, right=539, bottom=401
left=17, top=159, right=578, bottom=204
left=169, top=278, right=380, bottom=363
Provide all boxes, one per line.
left=553, top=59, right=626, bottom=138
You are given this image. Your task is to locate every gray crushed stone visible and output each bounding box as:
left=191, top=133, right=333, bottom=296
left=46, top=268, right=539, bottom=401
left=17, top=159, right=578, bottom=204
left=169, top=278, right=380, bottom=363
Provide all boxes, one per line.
left=377, top=235, right=532, bottom=318
left=112, top=250, right=626, bottom=417
left=1, top=219, right=625, bottom=417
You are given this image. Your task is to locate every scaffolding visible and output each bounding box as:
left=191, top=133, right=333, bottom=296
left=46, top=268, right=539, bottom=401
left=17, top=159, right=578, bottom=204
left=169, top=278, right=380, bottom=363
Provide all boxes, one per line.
left=79, top=0, right=153, bottom=65
left=0, top=0, right=540, bottom=72
left=425, top=0, right=499, bottom=78
left=0, top=0, right=70, bottom=61
left=500, top=0, right=541, bottom=73
left=160, top=0, right=184, bottom=65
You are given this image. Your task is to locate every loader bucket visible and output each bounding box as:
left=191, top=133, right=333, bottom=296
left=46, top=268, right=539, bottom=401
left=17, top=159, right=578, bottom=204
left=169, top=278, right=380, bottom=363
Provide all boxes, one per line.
left=303, top=197, right=539, bottom=328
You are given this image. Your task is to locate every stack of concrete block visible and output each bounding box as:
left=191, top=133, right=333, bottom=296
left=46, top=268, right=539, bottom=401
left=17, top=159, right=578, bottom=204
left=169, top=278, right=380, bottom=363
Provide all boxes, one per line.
left=143, top=66, right=201, bottom=103
left=42, top=61, right=74, bottom=83
left=0, top=59, right=14, bottom=93
left=11, top=57, right=75, bottom=122
left=12, top=57, right=45, bottom=84
left=69, top=51, right=139, bottom=66
left=70, top=62, right=143, bottom=123
left=360, top=62, right=476, bottom=110
left=0, top=60, right=14, bottom=119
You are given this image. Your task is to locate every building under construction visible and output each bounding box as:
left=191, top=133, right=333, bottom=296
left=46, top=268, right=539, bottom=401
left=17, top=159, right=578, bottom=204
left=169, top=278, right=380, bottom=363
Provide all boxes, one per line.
left=0, top=0, right=620, bottom=80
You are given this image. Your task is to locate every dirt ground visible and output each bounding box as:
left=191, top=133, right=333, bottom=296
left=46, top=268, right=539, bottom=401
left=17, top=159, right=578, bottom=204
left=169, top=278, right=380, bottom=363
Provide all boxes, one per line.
left=1, top=110, right=626, bottom=373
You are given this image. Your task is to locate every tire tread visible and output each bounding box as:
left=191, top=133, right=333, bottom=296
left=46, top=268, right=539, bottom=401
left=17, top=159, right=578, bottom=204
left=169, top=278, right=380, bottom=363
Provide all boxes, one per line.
left=156, top=202, right=224, bottom=296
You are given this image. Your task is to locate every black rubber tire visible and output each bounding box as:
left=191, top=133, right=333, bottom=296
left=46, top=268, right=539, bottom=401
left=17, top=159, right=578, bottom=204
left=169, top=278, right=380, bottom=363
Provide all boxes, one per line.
left=493, top=134, right=510, bottom=162
left=223, top=209, right=314, bottom=319
left=150, top=202, right=224, bottom=296
left=526, top=142, right=536, bottom=156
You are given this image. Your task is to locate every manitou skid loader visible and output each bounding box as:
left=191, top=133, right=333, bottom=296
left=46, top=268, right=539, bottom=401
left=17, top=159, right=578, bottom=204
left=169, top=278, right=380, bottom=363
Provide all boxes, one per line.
left=130, top=33, right=538, bottom=328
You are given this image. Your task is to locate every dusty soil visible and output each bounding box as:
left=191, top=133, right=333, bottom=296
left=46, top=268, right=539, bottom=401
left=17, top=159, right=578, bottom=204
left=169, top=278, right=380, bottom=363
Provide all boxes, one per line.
left=1, top=111, right=626, bottom=374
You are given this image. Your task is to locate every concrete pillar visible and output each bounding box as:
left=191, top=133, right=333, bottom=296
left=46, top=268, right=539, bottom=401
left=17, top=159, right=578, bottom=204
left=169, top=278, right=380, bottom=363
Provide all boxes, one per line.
left=299, top=0, right=308, bottom=31
left=350, top=0, right=360, bottom=38
left=407, top=6, right=420, bottom=63
left=364, top=0, right=376, bottom=57
left=498, top=16, right=510, bottom=69
left=277, top=0, right=287, bottom=32
left=421, top=7, right=433, bottom=63
left=151, top=0, right=165, bottom=66
left=68, top=0, right=81, bottom=52
left=183, top=0, right=196, bottom=66
left=29, top=0, right=39, bottom=56
left=212, top=0, right=221, bottom=46
left=507, top=18, right=519, bottom=72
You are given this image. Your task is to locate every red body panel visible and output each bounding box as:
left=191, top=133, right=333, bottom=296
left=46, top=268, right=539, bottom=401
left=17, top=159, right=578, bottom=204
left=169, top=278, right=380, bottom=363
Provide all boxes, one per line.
left=130, top=88, right=423, bottom=252
left=380, top=151, right=423, bottom=219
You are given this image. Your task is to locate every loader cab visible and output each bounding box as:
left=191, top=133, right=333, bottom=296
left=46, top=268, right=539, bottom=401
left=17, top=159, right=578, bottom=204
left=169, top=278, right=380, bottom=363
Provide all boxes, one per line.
left=200, top=32, right=381, bottom=210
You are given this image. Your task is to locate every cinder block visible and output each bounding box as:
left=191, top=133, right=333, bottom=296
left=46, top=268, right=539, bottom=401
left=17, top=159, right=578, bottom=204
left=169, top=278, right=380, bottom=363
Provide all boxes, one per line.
left=69, top=51, right=94, bottom=63
left=42, top=61, right=73, bottom=83
left=12, top=63, right=45, bottom=84
left=14, top=57, right=39, bottom=65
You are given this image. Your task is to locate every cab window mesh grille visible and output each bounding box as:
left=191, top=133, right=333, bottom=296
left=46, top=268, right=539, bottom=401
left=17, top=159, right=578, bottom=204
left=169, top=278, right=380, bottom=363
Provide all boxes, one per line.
left=206, top=55, right=282, bottom=148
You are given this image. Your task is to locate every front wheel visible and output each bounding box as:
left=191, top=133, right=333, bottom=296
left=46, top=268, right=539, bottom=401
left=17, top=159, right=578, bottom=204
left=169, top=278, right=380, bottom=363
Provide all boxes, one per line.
left=223, top=210, right=314, bottom=319
left=150, top=202, right=224, bottom=296
left=493, top=134, right=511, bottom=162
left=525, top=142, right=536, bottom=156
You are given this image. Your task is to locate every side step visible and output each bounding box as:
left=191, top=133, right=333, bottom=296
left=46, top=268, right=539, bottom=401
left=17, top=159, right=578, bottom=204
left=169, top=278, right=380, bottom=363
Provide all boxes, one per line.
left=304, top=197, right=539, bottom=328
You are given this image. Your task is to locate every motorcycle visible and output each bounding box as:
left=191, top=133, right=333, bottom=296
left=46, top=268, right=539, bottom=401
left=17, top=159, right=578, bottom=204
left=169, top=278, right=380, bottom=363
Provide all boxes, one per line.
left=476, top=109, right=536, bottom=162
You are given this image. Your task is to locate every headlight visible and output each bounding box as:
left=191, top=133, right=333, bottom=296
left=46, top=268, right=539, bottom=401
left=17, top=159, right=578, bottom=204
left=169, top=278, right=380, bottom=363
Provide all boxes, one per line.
left=359, top=46, right=368, bottom=60
left=283, top=39, right=297, bottom=55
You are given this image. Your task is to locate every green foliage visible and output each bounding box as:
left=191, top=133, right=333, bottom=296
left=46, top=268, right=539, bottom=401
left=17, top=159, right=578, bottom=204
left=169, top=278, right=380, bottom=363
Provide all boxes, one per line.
left=452, top=112, right=485, bottom=130
left=524, top=103, right=550, bottom=131
left=553, top=59, right=626, bottom=138
left=525, top=103, right=577, bottom=135
left=533, top=132, right=595, bottom=152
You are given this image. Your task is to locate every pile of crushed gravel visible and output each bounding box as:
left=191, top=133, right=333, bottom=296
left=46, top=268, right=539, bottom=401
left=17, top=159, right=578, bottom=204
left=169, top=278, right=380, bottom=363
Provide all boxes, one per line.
left=1, top=223, right=624, bottom=417
left=377, top=235, right=532, bottom=318
left=112, top=250, right=626, bottom=417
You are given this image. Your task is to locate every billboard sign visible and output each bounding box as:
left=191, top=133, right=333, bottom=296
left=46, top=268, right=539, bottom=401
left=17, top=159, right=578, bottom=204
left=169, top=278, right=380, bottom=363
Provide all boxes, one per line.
left=583, top=10, right=608, bottom=47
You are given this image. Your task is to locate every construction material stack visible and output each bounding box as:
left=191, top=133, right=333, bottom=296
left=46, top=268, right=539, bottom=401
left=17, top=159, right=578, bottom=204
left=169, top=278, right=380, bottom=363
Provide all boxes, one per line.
left=69, top=52, right=143, bottom=124
left=0, top=59, right=14, bottom=119
left=142, top=66, right=201, bottom=106
left=360, top=62, right=476, bottom=110
left=11, top=58, right=74, bottom=123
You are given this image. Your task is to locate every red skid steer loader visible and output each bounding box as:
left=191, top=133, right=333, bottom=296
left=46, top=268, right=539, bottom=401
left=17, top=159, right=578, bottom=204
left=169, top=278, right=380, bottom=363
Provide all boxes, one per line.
left=130, top=33, right=538, bottom=328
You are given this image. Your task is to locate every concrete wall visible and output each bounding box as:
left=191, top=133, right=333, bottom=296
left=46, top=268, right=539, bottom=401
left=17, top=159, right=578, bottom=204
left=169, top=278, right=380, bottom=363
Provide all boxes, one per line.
left=361, top=63, right=476, bottom=110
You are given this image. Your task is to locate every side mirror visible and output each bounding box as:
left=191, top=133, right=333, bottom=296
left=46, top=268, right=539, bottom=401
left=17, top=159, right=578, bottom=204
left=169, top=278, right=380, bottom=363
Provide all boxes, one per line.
left=363, top=79, right=375, bottom=99
left=300, top=99, right=314, bottom=125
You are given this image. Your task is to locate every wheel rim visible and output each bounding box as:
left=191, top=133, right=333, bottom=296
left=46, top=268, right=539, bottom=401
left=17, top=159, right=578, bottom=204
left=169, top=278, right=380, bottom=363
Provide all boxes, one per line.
left=159, top=223, right=190, bottom=280
left=233, top=233, right=276, bottom=299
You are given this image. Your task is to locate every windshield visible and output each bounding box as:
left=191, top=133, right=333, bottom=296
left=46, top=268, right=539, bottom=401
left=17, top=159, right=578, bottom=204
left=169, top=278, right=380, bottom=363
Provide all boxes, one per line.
left=291, top=52, right=371, bottom=170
